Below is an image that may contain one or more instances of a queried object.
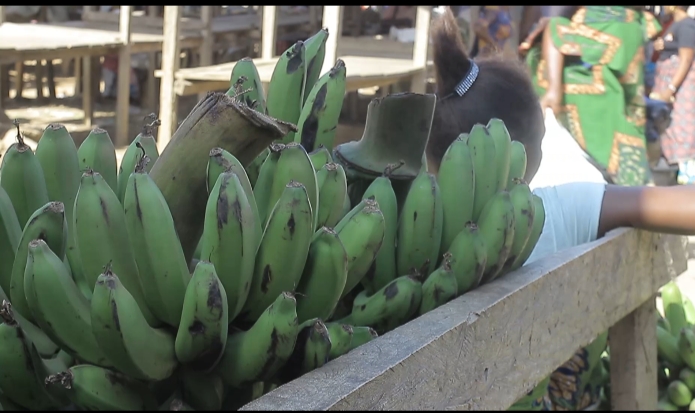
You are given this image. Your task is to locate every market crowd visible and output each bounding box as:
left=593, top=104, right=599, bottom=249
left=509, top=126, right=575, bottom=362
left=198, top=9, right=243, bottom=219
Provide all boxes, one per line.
left=456, top=5, right=695, bottom=187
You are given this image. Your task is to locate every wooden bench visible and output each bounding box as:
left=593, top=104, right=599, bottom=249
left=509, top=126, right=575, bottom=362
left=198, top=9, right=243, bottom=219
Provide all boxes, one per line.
left=241, top=229, right=688, bottom=410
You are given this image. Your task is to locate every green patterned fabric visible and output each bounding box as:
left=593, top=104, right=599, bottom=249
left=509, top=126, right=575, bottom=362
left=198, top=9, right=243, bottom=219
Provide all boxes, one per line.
left=526, top=6, right=661, bottom=186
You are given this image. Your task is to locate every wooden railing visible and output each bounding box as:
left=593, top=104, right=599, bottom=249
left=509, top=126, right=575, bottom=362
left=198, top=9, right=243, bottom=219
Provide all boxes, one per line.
left=240, top=229, right=688, bottom=410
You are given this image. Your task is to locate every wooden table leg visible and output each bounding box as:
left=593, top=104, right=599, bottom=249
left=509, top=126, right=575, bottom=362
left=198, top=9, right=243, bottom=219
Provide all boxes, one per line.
left=146, top=52, right=157, bottom=113
left=82, top=56, right=93, bottom=128
left=35, top=60, right=45, bottom=101
left=14, top=61, right=24, bottom=99
left=46, top=60, right=56, bottom=99
left=0, top=65, right=9, bottom=100
left=74, top=58, right=82, bottom=96
left=91, top=57, right=101, bottom=101
left=608, top=297, right=658, bottom=410
left=0, top=65, right=8, bottom=124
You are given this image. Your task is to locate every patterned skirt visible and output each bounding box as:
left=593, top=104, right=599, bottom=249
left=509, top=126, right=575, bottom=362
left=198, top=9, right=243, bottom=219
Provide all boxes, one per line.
left=654, top=55, right=695, bottom=165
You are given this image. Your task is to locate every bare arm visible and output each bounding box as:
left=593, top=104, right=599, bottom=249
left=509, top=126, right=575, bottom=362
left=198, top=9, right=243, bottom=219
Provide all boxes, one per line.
left=542, top=23, right=564, bottom=93
left=598, top=185, right=695, bottom=237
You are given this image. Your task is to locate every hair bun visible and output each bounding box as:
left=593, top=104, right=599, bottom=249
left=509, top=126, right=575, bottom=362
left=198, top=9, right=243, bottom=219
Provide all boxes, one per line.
left=431, top=7, right=473, bottom=96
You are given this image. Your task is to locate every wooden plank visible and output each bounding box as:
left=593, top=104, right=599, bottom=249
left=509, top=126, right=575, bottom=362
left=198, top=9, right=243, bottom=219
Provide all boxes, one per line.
left=0, top=65, right=8, bottom=99
left=14, top=61, right=24, bottom=99
left=158, top=6, right=181, bottom=150
left=321, top=6, right=342, bottom=76
left=261, top=6, right=277, bottom=59
left=146, top=52, right=157, bottom=113
left=35, top=60, right=45, bottom=100
left=0, top=6, right=5, bottom=25
left=82, top=56, right=93, bottom=127
left=46, top=61, right=56, bottom=99
left=241, top=229, right=688, bottom=411
left=145, top=6, right=159, bottom=113
left=115, top=5, right=133, bottom=147
left=198, top=6, right=214, bottom=101
left=609, top=297, right=658, bottom=410
left=410, top=6, right=431, bottom=94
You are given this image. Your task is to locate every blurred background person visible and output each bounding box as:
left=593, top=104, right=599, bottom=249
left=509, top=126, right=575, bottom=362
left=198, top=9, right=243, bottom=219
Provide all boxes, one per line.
left=470, top=6, right=513, bottom=58
left=652, top=5, right=695, bottom=184
left=524, top=6, right=661, bottom=187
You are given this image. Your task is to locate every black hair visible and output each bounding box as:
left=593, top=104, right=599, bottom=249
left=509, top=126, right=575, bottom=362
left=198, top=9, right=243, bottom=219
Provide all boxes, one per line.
left=427, top=7, right=545, bottom=176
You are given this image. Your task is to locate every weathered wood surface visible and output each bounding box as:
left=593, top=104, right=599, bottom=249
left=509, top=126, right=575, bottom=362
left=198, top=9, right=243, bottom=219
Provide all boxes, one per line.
left=155, top=54, right=433, bottom=97
left=241, top=229, right=688, bottom=411
left=158, top=6, right=181, bottom=151
left=321, top=6, right=342, bottom=79
left=609, top=298, right=658, bottom=410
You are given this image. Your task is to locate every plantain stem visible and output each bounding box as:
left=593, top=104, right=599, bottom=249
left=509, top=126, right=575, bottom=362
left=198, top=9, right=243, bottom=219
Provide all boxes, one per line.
left=383, top=160, right=406, bottom=177
left=45, top=371, right=73, bottom=389
left=12, top=118, right=28, bottom=151
left=134, top=142, right=150, bottom=173
left=150, top=92, right=294, bottom=262
left=0, top=300, right=16, bottom=325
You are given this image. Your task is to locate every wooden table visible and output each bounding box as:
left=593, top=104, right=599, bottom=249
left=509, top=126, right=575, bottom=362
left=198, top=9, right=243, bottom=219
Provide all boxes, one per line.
left=0, top=11, right=311, bottom=130
left=155, top=55, right=432, bottom=97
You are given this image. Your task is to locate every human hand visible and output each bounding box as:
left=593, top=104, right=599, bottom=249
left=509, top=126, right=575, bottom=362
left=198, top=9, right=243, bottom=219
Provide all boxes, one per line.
left=540, top=89, right=563, bottom=117
left=650, top=88, right=675, bottom=103
left=518, top=41, right=532, bottom=56
left=654, top=37, right=665, bottom=51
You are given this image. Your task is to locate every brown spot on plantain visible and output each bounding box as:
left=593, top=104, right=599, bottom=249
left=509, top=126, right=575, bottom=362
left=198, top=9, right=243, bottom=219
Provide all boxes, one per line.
left=207, top=281, right=225, bottom=320
left=258, top=328, right=280, bottom=379
left=111, top=300, right=120, bottom=331
left=231, top=197, right=244, bottom=255
left=287, top=213, right=296, bottom=237
left=384, top=282, right=399, bottom=300
left=188, top=319, right=205, bottom=335
left=261, top=265, right=272, bottom=293
left=286, top=41, right=305, bottom=74
left=133, top=179, right=143, bottom=222
left=433, top=285, right=444, bottom=303
left=300, top=83, right=327, bottom=150
left=216, top=177, right=230, bottom=231
left=99, top=197, right=110, bottom=226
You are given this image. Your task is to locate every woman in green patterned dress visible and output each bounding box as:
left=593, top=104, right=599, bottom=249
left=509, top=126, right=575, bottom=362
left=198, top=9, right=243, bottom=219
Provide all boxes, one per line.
left=524, top=6, right=661, bottom=187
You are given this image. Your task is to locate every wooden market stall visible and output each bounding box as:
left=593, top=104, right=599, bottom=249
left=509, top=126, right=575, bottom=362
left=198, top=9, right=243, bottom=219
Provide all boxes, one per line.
left=241, top=229, right=687, bottom=410
left=154, top=6, right=434, bottom=148
left=0, top=6, right=207, bottom=145
left=0, top=6, right=304, bottom=146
